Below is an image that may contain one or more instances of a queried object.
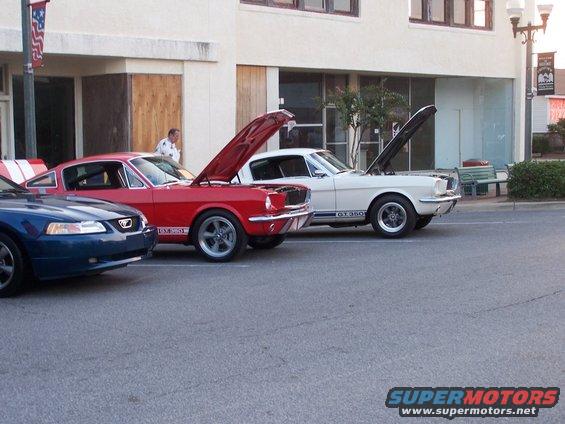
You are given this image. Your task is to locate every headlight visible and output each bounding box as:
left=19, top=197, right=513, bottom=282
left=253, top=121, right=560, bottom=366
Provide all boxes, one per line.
left=45, top=221, right=106, bottom=235
left=434, top=180, right=447, bottom=196
left=140, top=213, right=149, bottom=228
left=265, top=195, right=273, bottom=210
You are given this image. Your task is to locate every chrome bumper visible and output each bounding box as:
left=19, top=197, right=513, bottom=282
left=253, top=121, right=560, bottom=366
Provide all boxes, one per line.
left=419, top=194, right=462, bottom=204
left=249, top=206, right=313, bottom=223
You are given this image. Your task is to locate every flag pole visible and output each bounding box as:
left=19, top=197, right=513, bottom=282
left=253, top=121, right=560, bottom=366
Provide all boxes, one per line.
left=21, top=0, right=37, bottom=158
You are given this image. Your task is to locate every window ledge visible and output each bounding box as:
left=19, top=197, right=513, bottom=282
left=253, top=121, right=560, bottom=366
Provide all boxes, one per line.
left=239, top=3, right=360, bottom=23
left=408, top=21, right=497, bottom=36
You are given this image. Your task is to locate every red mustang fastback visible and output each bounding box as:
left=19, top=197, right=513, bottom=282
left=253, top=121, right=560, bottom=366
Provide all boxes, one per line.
left=25, top=110, right=313, bottom=261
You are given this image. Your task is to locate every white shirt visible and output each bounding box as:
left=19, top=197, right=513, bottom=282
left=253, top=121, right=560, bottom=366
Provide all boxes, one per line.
left=155, top=138, right=181, bottom=163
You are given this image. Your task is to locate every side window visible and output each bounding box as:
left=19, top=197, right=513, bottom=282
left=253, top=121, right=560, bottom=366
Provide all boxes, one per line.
left=250, top=159, right=284, bottom=181
left=124, top=166, right=145, bottom=188
left=278, top=156, right=311, bottom=178
left=306, top=160, right=322, bottom=175
left=27, top=172, right=57, bottom=188
left=63, top=162, right=127, bottom=191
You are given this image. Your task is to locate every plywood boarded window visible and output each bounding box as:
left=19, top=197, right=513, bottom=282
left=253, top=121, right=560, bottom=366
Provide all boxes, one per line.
left=237, top=66, right=267, bottom=132
left=131, top=75, right=182, bottom=155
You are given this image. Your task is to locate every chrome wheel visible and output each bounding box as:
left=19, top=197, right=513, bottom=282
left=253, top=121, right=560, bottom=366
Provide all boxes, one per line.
left=377, top=202, right=407, bottom=233
left=197, top=216, right=237, bottom=259
left=0, top=242, right=15, bottom=290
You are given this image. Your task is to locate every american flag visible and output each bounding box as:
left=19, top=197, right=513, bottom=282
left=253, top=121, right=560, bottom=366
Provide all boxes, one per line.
left=31, top=1, right=48, bottom=68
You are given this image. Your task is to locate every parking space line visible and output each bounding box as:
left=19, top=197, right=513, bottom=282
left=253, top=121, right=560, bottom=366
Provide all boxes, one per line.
left=285, top=240, right=420, bottom=243
left=431, top=221, right=533, bottom=225
left=131, top=264, right=251, bottom=268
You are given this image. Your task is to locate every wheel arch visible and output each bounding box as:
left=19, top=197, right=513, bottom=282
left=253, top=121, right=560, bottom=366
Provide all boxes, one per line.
left=189, top=205, right=247, bottom=240
left=366, top=190, right=417, bottom=219
left=0, top=223, right=34, bottom=275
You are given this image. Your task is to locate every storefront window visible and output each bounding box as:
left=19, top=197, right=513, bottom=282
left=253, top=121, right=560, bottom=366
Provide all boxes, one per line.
left=279, top=72, right=349, bottom=163
left=411, top=78, right=436, bottom=170
left=360, top=76, right=435, bottom=171
left=435, top=77, right=513, bottom=169
left=477, top=79, right=513, bottom=169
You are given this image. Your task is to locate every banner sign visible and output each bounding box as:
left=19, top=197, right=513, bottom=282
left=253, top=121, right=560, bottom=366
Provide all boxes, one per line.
left=30, top=1, right=49, bottom=68
left=537, top=53, right=555, bottom=96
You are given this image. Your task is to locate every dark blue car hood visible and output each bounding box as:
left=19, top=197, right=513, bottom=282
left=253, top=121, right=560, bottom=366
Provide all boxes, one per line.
left=0, top=194, right=141, bottom=222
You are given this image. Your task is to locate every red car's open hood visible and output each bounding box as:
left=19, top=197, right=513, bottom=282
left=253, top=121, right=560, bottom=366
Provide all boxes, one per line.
left=192, top=110, right=295, bottom=185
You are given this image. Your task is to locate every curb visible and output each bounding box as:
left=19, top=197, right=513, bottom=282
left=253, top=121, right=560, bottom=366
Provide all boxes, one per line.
left=455, top=201, right=565, bottom=213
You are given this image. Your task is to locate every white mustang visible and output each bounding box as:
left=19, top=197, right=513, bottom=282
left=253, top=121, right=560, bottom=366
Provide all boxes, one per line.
left=239, top=105, right=461, bottom=238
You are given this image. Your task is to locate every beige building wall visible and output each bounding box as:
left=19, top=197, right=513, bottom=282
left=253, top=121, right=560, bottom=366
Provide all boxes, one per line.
left=0, top=0, right=542, bottom=166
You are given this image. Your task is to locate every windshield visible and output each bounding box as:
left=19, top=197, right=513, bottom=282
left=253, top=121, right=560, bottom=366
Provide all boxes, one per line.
left=130, top=156, right=195, bottom=186
left=0, top=176, right=28, bottom=193
left=310, top=151, right=352, bottom=175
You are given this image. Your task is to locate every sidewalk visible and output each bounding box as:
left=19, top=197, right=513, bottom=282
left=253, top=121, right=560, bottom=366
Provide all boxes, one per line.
left=455, top=196, right=565, bottom=213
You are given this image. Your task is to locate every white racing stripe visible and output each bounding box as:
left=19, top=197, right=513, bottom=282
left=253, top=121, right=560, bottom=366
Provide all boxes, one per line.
left=3, top=161, right=25, bottom=183
left=15, top=160, right=36, bottom=180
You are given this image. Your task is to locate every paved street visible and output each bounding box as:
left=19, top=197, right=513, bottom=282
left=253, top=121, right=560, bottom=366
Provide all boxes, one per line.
left=1, top=209, right=564, bottom=424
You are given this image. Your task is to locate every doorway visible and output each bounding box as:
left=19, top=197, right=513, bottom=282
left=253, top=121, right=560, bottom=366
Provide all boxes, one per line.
left=12, top=76, right=75, bottom=167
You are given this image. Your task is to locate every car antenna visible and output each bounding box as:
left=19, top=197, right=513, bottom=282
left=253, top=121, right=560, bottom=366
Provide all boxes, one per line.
left=204, top=174, right=212, bottom=186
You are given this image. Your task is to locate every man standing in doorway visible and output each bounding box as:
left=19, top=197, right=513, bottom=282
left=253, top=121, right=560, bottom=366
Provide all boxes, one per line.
left=155, top=128, right=181, bottom=163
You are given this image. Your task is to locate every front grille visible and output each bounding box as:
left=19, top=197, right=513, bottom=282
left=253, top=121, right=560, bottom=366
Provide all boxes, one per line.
left=276, top=187, right=308, bottom=206
left=109, top=216, right=140, bottom=233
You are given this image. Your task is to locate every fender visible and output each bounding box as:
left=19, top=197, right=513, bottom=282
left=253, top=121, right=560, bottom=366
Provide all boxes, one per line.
left=366, top=189, right=421, bottom=215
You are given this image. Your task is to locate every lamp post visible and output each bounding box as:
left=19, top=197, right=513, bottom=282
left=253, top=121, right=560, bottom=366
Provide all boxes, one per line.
left=21, top=0, right=37, bottom=159
left=506, top=0, right=553, bottom=161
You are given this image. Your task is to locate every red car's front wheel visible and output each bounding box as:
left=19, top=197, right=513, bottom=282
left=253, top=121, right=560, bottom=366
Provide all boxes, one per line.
left=193, top=210, right=248, bottom=262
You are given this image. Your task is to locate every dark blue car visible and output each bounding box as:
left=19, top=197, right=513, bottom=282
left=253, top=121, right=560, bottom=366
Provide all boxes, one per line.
left=0, top=175, right=157, bottom=297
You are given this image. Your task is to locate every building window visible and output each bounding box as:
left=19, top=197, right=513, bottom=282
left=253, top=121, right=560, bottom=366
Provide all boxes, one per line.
left=279, top=72, right=350, bottom=163
left=359, top=76, right=436, bottom=172
left=410, top=0, right=493, bottom=30
left=241, top=0, right=359, bottom=16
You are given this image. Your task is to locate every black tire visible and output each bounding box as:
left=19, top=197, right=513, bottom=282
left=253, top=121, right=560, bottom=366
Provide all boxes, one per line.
left=248, top=235, right=286, bottom=250
left=0, top=233, right=27, bottom=298
left=369, top=195, right=417, bottom=238
left=192, top=210, right=248, bottom=262
left=415, top=215, right=434, bottom=230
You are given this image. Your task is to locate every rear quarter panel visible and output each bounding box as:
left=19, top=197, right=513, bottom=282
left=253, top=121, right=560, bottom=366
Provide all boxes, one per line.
left=151, top=185, right=271, bottom=241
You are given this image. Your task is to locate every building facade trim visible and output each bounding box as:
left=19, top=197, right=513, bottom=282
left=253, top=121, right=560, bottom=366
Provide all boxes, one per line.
left=0, top=28, right=218, bottom=62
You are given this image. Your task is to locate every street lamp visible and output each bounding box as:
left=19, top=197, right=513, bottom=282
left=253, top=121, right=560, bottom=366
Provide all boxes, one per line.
left=507, top=0, right=553, bottom=161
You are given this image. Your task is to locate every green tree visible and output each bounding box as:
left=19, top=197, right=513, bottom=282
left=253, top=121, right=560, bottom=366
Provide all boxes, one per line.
left=547, top=118, right=565, bottom=139
left=322, top=84, right=408, bottom=169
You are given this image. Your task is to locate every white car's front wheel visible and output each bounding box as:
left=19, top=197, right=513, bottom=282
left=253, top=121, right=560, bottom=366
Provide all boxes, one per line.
left=369, top=195, right=416, bottom=238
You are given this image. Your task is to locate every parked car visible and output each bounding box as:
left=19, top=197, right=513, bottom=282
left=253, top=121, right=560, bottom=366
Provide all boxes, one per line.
left=0, top=175, right=157, bottom=297
left=238, top=106, right=460, bottom=238
left=25, top=110, right=313, bottom=262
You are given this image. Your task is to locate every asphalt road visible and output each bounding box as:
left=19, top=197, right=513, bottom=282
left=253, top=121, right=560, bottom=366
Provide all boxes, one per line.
left=1, top=209, right=564, bottom=424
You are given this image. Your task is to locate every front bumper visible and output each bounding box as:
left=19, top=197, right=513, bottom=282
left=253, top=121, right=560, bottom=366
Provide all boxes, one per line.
left=249, top=205, right=314, bottom=234
left=419, top=194, right=461, bottom=215
left=29, top=225, right=158, bottom=280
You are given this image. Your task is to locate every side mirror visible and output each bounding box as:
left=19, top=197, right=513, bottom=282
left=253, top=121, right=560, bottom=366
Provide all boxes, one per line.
left=314, top=170, right=327, bottom=178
